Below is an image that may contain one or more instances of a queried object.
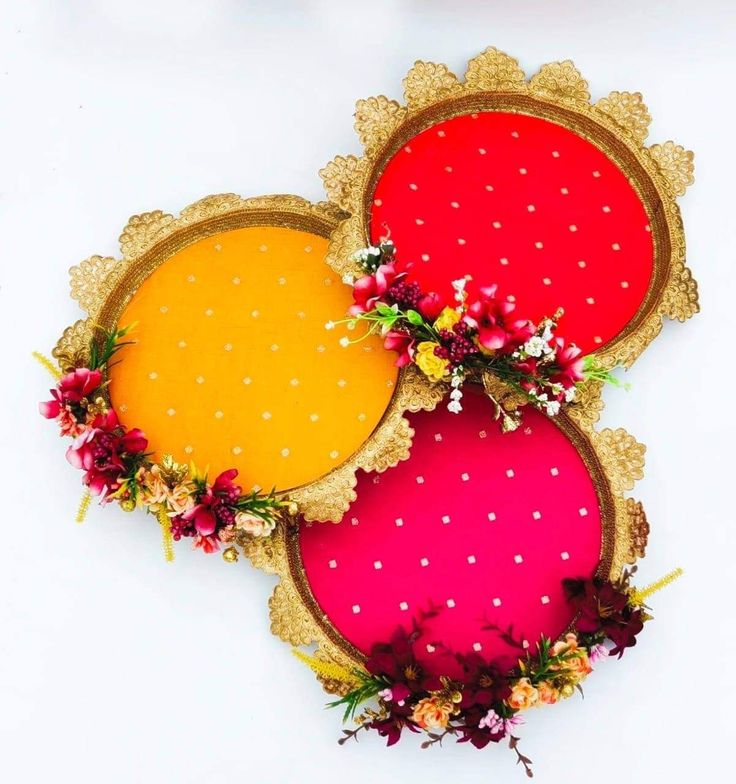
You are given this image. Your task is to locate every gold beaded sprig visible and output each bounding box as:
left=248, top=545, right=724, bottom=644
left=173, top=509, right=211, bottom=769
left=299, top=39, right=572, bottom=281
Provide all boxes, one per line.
left=156, top=508, right=175, bottom=563
left=629, top=567, right=683, bottom=607
left=292, top=649, right=359, bottom=687
left=75, top=490, right=92, bottom=524
left=33, top=351, right=61, bottom=380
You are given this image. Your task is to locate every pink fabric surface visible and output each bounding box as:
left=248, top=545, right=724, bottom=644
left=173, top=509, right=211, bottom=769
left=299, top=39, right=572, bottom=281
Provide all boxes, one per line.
left=370, top=112, right=654, bottom=355
left=299, top=389, right=603, bottom=676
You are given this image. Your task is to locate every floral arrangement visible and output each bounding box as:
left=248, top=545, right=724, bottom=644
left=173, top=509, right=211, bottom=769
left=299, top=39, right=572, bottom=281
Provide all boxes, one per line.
left=37, top=326, right=291, bottom=561
left=295, top=568, right=682, bottom=775
left=331, top=240, right=620, bottom=431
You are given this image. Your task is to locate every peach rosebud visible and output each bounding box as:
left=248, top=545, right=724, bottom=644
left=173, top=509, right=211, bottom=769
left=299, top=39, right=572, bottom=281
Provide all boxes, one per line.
left=235, top=510, right=276, bottom=538
left=410, top=696, right=452, bottom=730
left=507, top=678, right=539, bottom=711
left=551, top=632, right=580, bottom=657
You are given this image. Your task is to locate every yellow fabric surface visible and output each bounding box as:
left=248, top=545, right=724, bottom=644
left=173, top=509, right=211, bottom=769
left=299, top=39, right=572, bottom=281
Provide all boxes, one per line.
left=108, top=226, right=398, bottom=491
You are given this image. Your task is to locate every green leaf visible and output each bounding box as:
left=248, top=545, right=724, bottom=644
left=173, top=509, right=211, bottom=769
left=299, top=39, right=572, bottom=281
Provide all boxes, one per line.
left=406, top=309, right=424, bottom=326
left=375, top=302, right=398, bottom=317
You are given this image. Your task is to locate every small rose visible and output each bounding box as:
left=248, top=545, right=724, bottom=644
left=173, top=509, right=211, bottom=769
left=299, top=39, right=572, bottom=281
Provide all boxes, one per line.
left=507, top=677, right=539, bottom=711
left=235, top=510, right=276, bottom=538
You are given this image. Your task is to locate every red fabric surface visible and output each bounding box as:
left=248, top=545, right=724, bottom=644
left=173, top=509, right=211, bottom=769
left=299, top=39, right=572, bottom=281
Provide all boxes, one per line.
left=299, top=389, right=603, bottom=676
left=370, top=112, right=654, bottom=354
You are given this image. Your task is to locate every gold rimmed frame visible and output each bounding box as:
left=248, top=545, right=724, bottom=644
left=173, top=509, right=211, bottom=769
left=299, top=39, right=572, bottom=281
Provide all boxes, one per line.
left=320, top=48, right=699, bottom=368
left=244, top=397, right=649, bottom=694
left=52, top=193, right=444, bottom=522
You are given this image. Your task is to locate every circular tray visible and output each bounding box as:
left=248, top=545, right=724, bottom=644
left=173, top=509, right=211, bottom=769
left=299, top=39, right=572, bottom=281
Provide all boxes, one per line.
left=322, top=49, right=698, bottom=367
left=253, top=387, right=648, bottom=683
left=53, top=195, right=443, bottom=521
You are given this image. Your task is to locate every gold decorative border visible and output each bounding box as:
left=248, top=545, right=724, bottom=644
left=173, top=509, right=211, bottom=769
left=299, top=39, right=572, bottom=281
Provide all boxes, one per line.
left=245, top=391, right=647, bottom=694
left=320, top=48, right=699, bottom=369
left=53, top=193, right=445, bottom=522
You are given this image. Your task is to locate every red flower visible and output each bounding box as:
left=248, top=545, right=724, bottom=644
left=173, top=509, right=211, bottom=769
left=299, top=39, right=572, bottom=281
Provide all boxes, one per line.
left=65, top=409, right=147, bottom=497
left=465, top=286, right=534, bottom=353
left=550, top=338, right=585, bottom=387
left=193, top=533, right=220, bottom=553
left=349, top=262, right=407, bottom=316
left=40, top=368, right=104, bottom=420
left=383, top=330, right=415, bottom=367
left=182, top=469, right=242, bottom=540
left=417, top=291, right=445, bottom=322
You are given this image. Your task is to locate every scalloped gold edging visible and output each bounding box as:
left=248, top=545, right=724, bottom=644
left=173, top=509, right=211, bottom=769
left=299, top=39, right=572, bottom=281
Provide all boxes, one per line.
left=320, top=47, right=699, bottom=370
left=54, top=194, right=442, bottom=523
left=253, top=396, right=648, bottom=694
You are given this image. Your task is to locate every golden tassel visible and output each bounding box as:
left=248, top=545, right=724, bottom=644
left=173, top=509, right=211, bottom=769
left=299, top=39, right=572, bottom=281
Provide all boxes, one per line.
left=157, top=508, right=175, bottom=563
left=291, top=649, right=359, bottom=686
left=75, top=490, right=92, bottom=524
left=33, top=351, right=62, bottom=380
left=629, top=567, right=683, bottom=607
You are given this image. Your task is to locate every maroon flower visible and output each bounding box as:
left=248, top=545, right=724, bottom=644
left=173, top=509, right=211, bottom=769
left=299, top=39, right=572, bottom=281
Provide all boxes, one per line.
left=564, top=577, right=644, bottom=657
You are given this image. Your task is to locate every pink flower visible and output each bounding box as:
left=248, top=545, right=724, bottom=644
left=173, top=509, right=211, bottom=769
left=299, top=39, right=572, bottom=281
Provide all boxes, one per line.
left=182, top=469, right=243, bottom=540
left=40, top=368, right=104, bottom=434
left=349, top=262, right=407, bottom=316
left=65, top=410, right=148, bottom=497
left=417, top=291, right=445, bottom=322
left=589, top=643, right=609, bottom=663
left=383, top=330, right=415, bottom=367
left=465, top=286, right=534, bottom=353
left=550, top=338, right=585, bottom=387
left=478, top=708, right=523, bottom=736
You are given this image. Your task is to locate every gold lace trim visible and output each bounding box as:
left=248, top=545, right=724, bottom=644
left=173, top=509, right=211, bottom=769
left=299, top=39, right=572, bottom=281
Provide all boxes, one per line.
left=53, top=194, right=443, bottom=522
left=249, top=388, right=648, bottom=694
left=320, top=48, right=699, bottom=370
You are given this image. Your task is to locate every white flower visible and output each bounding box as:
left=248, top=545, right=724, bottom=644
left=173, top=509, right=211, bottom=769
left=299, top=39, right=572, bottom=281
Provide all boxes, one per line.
left=544, top=400, right=561, bottom=416
left=450, top=388, right=463, bottom=401
left=564, top=386, right=577, bottom=402
left=339, top=337, right=350, bottom=348
left=368, top=246, right=381, bottom=256
left=325, top=321, right=335, bottom=330
left=523, top=336, right=548, bottom=358
left=447, top=399, right=463, bottom=414
left=342, top=273, right=355, bottom=285
left=541, top=324, right=553, bottom=342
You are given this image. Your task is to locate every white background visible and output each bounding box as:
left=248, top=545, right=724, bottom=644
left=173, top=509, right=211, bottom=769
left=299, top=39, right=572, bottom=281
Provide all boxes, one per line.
left=1, top=2, right=734, bottom=782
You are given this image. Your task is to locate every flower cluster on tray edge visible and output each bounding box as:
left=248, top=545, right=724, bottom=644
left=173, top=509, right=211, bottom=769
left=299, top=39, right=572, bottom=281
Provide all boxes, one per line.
left=328, top=239, right=623, bottom=432
left=38, top=325, right=292, bottom=561
left=294, top=567, right=682, bottom=775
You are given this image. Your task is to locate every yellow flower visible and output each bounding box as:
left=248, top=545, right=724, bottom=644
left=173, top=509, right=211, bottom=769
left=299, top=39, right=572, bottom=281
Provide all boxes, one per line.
left=433, top=306, right=461, bottom=332
left=410, top=695, right=453, bottom=730
left=415, top=341, right=450, bottom=382
left=507, top=677, right=539, bottom=711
